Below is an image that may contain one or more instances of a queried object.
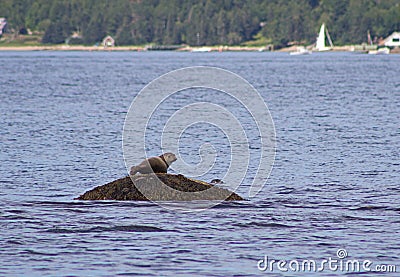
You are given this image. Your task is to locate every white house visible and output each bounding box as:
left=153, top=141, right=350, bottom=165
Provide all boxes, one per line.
left=0, top=18, right=7, bottom=36
left=102, top=36, right=115, bottom=48
left=383, top=32, right=400, bottom=47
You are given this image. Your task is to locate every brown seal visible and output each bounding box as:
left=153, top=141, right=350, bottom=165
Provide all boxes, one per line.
left=130, top=153, right=177, bottom=175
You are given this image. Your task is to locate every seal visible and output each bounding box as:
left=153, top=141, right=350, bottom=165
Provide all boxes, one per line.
left=130, top=153, right=177, bottom=175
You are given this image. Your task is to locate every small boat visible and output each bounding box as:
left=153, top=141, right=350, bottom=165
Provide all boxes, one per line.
left=315, top=23, right=334, bottom=52
left=191, top=47, right=212, bottom=52
left=368, top=47, right=390, bottom=55
left=290, top=46, right=312, bottom=55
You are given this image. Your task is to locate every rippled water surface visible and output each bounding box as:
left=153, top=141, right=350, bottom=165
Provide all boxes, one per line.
left=1, top=51, right=399, bottom=276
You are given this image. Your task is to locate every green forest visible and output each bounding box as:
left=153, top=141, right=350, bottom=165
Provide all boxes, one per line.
left=1, top=0, right=399, bottom=47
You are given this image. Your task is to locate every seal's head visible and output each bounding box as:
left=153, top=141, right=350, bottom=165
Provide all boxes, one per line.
left=161, top=152, right=177, bottom=165
left=210, top=179, right=224, bottom=184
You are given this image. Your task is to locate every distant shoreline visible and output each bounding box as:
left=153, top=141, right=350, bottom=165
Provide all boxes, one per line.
left=0, top=44, right=398, bottom=53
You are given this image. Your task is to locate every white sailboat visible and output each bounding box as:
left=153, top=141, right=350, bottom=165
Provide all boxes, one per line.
left=315, top=23, right=334, bottom=51
left=368, top=47, right=390, bottom=55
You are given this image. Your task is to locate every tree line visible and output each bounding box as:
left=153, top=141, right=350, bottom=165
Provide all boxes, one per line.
left=1, top=0, right=399, bottom=47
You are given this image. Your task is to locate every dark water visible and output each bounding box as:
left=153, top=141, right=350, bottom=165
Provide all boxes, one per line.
left=1, top=51, right=399, bottom=276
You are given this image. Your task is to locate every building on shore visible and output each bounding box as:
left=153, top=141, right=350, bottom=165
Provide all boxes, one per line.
left=102, top=36, right=115, bottom=48
left=382, top=32, right=400, bottom=47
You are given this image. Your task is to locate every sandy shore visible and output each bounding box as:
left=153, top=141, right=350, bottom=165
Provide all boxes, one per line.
left=0, top=45, right=265, bottom=52
left=0, top=45, right=145, bottom=51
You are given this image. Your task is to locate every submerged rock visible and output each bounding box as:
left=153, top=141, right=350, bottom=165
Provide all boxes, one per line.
left=75, top=173, right=244, bottom=201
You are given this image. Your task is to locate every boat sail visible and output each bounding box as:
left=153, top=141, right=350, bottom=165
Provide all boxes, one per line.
left=315, top=23, right=334, bottom=51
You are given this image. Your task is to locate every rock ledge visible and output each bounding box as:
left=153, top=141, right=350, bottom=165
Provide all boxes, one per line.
left=75, top=173, right=244, bottom=201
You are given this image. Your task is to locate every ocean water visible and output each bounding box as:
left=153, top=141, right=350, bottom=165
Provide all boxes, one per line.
left=1, top=51, right=399, bottom=276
